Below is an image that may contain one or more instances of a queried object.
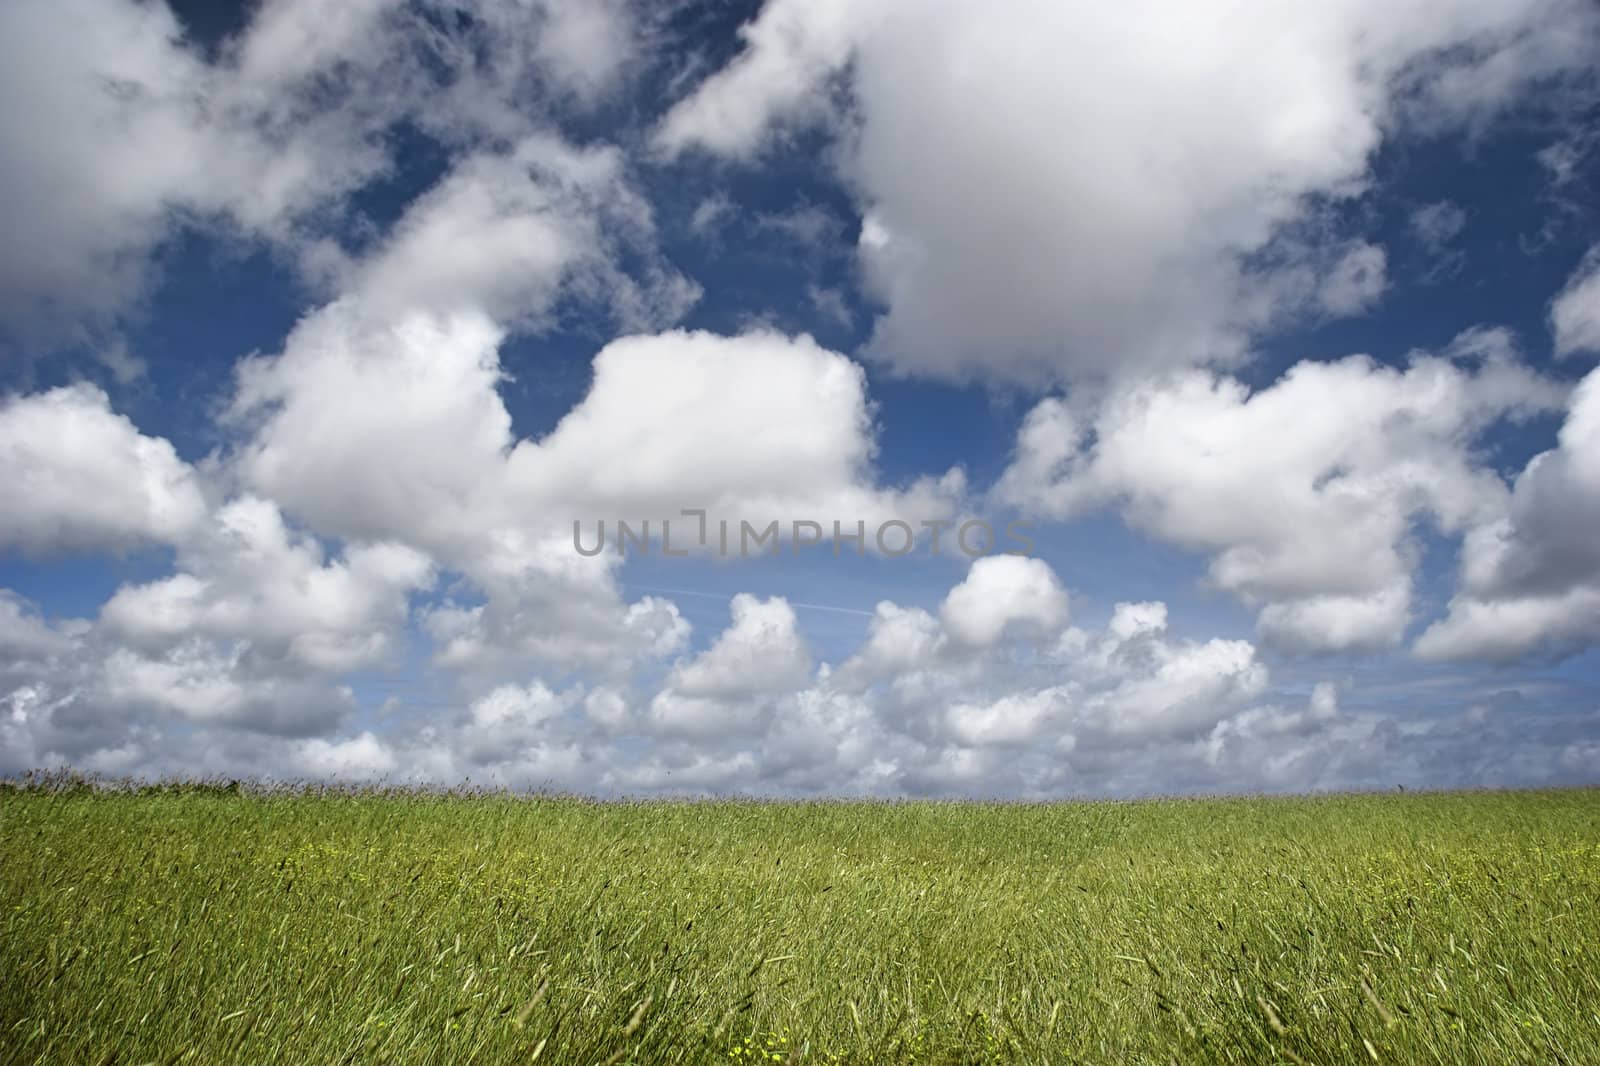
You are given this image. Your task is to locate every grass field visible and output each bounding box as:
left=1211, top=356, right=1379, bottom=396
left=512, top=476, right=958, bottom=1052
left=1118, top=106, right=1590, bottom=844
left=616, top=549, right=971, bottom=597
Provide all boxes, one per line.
left=2, top=783, right=1598, bottom=1064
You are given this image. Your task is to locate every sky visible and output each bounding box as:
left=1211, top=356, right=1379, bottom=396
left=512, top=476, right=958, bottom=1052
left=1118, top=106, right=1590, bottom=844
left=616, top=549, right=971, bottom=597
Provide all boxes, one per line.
left=2, top=0, right=1600, bottom=797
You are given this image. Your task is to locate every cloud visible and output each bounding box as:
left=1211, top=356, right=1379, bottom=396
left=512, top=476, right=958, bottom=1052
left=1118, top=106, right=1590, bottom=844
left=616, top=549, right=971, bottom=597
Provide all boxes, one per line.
left=0, top=0, right=653, bottom=352
left=753, top=203, right=848, bottom=250
left=4, top=0, right=1599, bottom=798
left=228, top=299, right=959, bottom=674
left=0, top=0, right=381, bottom=348
left=1316, top=242, right=1388, bottom=316
left=656, top=0, right=1600, bottom=385
left=0, top=384, right=207, bottom=555
left=456, top=681, right=587, bottom=766
left=99, top=496, right=433, bottom=673
left=653, top=0, right=863, bottom=160
left=1416, top=257, right=1600, bottom=661
left=646, top=594, right=811, bottom=739
left=0, top=481, right=434, bottom=747
left=0, top=0, right=224, bottom=345
left=1410, top=201, right=1468, bottom=251
left=807, top=285, right=854, bottom=330
left=689, top=193, right=736, bottom=237
left=4, top=553, right=1597, bottom=794
left=939, top=556, right=1067, bottom=648
left=229, top=304, right=515, bottom=552
left=1552, top=248, right=1600, bottom=358
left=293, top=732, right=399, bottom=780
left=1407, top=201, right=1468, bottom=282
left=344, top=136, right=698, bottom=328
left=505, top=328, right=960, bottom=526
left=1418, top=364, right=1600, bottom=661
left=175, top=26, right=963, bottom=684
left=0, top=593, right=77, bottom=668
left=226, top=299, right=673, bottom=675
left=995, top=330, right=1565, bottom=651
left=97, top=640, right=357, bottom=735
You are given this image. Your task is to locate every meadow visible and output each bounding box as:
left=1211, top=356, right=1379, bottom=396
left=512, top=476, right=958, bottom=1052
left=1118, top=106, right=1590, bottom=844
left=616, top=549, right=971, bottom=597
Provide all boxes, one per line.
left=2, top=781, right=1597, bottom=1064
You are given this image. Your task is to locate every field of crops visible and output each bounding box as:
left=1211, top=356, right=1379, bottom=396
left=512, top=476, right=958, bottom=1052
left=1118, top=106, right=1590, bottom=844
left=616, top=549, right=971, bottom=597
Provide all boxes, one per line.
left=2, top=783, right=1598, bottom=1064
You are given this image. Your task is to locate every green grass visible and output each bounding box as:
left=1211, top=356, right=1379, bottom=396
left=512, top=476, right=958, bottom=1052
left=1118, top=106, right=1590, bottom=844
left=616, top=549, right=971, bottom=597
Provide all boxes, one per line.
left=2, top=784, right=1598, bottom=1064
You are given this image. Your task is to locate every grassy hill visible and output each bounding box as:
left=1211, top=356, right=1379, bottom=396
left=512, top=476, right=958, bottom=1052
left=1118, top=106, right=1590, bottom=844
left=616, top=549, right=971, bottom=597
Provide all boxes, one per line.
left=3, top=782, right=1597, bottom=1064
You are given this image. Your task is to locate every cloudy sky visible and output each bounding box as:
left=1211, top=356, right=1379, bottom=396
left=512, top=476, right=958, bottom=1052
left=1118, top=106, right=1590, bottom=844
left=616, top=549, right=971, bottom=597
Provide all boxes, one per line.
left=2, top=0, right=1599, bottom=796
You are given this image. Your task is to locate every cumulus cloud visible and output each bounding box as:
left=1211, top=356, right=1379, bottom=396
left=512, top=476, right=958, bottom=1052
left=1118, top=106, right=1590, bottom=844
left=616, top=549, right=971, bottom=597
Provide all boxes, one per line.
left=0, top=384, right=207, bottom=555
left=1418, top=365, right=1600, bottom=661
left=833, top=578, right=1276, bottom=773
left=97, top=640, right=357, bottom=735
left=0, top=84, right=743, bottom=743
left=0, top=0, right=372, bottom=348
left=0, top=0, right=652, bottom=351
left=995, top=331, right=1565, bottom=651
left=647, top=594, right=811, bottom=739
left=4, top=0, right=1599, bottom=797
left=233, top=314, right=953, bottom=557
left=292, top=732, right=399, bottom=780
left=5, top=551, right=1597, bottom=794
left=343, top=136, right=698, bottom=328
left=505, top=328, right=960, bottom=526
left=0, top=0, right=229, bottom=345
left=657, top=0, right=1599, bottom=385
left=204, top=135, right=707, bottom=675
left=939, top=556, right=1067, bottom=648
left=1414, top=257, right=1600, bottom=661
left=99, top=496, right=433, bottom=673
left=0, top=478, right=436, bottom=749
left=228, top=296, right=959, bottom=674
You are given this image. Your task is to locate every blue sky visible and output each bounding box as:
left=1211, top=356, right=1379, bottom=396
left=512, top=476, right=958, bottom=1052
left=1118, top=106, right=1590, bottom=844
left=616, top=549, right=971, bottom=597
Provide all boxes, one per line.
left=2, top=0, right=1599, bottom=795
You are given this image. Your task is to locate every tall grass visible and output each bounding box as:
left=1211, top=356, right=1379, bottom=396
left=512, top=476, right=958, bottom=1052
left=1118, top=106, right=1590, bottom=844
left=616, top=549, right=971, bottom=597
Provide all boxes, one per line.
left=3, top=781, right=1598, bottom=1063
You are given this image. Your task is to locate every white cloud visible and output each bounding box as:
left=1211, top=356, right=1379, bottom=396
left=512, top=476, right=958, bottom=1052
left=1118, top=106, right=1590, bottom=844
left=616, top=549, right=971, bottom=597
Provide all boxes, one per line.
left=647, top=594, right=811, bottom=739
left=657, top=0, right=1599, bottom=385
left=622, top=567, right=1294, bottom=794
left=345, top=136, right=697, bottom=329
left=4, top=0, right=1599, bottom=797
left=0, top=384, right=207, bottom=555
left=230, top=304, right=515, bottom=551
left=505, top=328, right=960, bottom=527
left=0, top=474, right=433, bottom=743
left=1090, top=634, right=1267, bottom=740
left=0, top=0, right=653, bottom=351
left=457, top=681, right=582, bottom=764
left=1552, top=248, right=1600, bottom=358
left=945, top=688, right=1069, bottom=749
left=0, top=0, right=220, bottom=343
left=0, top=0, right=383, bottom=347
left=213, top=147, right=955, bottom=682
left=98, top=639, right=356, bottom=734
left=996, top=332, right=1565, bottom=651
left=228, top=297, right=958, bottom=674
left=1414, top=254, right=1600, bottom=661
left=1418, top=364, right=1600, bottom=661
left=834, top=602, right=946, bottom=688
left=653, top=0, right=864, bottom=160
left=3, top=554, right=1596, bottom=795
left=99, top=496, right=433, bottom=673
left=0, top=594, right=75, bottom=665
left=293, top=732, right=398, bottom=779
left=939, top=555, right=1068, bottom=648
